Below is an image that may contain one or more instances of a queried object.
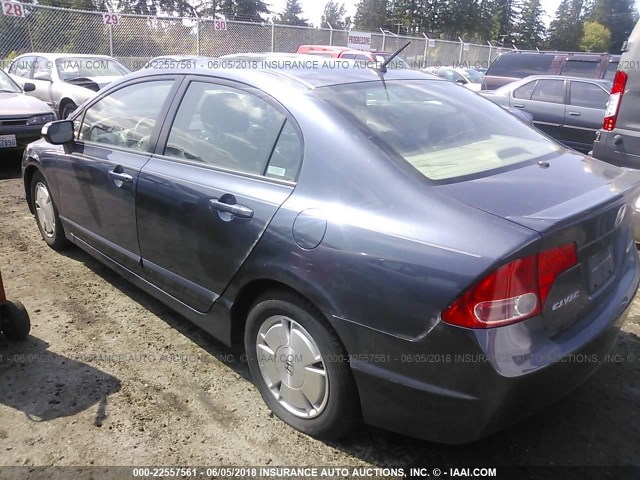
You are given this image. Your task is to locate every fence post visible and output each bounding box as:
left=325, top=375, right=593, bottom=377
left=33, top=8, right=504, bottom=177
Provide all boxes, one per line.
left=422, top=33, right=429, bottom=67
left=380, top=28, right=386, bottom=51
left=108, top=23, right=113, bottom=57
left=194, top=11, right=200, bottom=56
left=458, top=37, right=464, bottom=66
left=328, top=22, right=333, bottom=46
left=271, top=21, right=275, bottom=52
left=487, top=41, right=492, bottom=68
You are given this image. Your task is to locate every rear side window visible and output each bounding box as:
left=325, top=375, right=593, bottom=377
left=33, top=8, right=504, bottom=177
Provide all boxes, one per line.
left=79, top=80, right=173, bottom=152
left=487, top=54, right=554, bottom=78
left=514, top=81, right=536, bottom=99
left=164, top=81, right=301, bottom=180
left=570, top=82, right=609, bottom=109
left=560, top=60, right=599, bottom=78
left=10, top=56, right=34, bottom=78
left=315, top=80, right=560, bottom=181
left=531, top=79, right=565, bottom=104
left=604, top=62, right=619, bottom=81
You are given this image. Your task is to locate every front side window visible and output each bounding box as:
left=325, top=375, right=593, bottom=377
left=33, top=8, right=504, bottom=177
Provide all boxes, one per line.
left=531, top=79, right=565, bottom=104
left=514, top=81, right=536, bottom=99
left=56, top=57, right=130, bottom=81
left=164, top=81, right=300, bottom=179
left=570, top=82, right=609, bottom=109
left=34, top=57, right=52, bottom=77
left=79, top=80, right=173, bottom=152
left=315, top=80, right=561, bottom=181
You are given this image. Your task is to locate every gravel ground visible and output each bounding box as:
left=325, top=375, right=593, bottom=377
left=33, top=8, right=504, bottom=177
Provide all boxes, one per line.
left=0, top=159, right=639, bottom=471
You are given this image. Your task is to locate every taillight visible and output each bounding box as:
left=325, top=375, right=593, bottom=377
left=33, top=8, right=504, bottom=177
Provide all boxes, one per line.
left=603, top=70, right=627, bottom=131
left=443, top=243, right=578, bottom=328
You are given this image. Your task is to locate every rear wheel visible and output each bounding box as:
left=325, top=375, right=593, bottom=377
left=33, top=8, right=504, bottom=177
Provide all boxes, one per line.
left=244, top=290, right=360, bottom=439
left=31, top=172, right=68, bottom=250
left=61, top=101, right=77, bottom=119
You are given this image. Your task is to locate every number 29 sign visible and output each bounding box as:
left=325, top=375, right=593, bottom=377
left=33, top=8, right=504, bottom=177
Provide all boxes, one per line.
left=103, top=12, right=120, bottom=25
left=2, top=1, right=26, bottom=17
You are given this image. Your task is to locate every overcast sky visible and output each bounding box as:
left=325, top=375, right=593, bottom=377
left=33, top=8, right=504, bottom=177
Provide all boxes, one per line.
left=266, top=0, right=579, bottom=30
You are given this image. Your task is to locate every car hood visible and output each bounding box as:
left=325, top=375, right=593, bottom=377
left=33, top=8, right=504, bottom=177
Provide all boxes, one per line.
left=0, top=92, right=52, bottom=116
left=434, top=150, right=640, bottom=235
left=64, top=76, right=122, bottom=91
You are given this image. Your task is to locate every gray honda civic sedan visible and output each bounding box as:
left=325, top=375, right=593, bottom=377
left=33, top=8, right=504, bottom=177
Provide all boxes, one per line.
left=22, top=60, right=640, bottom=444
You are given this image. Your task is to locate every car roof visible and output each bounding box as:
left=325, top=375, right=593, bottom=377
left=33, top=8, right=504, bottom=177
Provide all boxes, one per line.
left=496, top=51, right=621, bottom=60
left=517, top=74, right=612, bottom=84
left=16, top=52, right=115, bottom=60
left=123, top=59, right=440, bottom=90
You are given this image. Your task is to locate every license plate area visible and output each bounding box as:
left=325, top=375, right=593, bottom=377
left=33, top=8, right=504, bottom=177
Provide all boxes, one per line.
left=0, top=134, right=17, bottom=148
left=586, top=243, right=614, bottom=293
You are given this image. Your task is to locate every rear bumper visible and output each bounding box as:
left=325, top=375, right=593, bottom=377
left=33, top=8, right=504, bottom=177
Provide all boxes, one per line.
left=337, top=248, right=640, bottom=444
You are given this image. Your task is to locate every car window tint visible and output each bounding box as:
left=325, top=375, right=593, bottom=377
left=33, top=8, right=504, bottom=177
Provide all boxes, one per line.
left=487, top=54, right=554, bottom=78
left=514, top=81, right=536, bottom=99
left=79, top=80, right=173, bottom=152
left=10, top=56, right=34, bottom=78
left=164, top=82, right=288, bottom=176
left=560, top=60, right=599, bottom=78
left=266, top=120, right=302, bottom=182
left=570, top=82, right=609, bottom=109
left=531, top=79, right=564, bottom=104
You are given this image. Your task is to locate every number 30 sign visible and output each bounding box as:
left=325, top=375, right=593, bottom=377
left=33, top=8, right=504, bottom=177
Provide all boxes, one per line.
left=2, top=1, right=26, bottom=17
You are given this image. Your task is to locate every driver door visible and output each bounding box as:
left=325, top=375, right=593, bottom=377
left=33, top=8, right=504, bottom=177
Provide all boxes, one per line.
left=56, top=77, right=179, bottom=274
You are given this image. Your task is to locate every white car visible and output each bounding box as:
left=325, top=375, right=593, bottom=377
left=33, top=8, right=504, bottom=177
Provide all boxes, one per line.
left=424, top=67, right=484, bottom=92
left=8, top=53, right=130, bottom=118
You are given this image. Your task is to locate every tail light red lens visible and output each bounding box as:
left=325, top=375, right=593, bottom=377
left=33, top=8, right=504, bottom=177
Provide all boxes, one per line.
left=603, top=70, right=627, bottom=131
left=443, top=243, right=578, bottom=328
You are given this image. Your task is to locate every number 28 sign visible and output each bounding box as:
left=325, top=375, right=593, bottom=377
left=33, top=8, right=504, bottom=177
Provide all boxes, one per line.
left=2, top=1, right=25, bottom=17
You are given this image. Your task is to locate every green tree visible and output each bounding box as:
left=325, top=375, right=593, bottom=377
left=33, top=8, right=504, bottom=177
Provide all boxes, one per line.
left=217, top=0, right=270, bottom=21
left=586, top=0, right=637, bottom=53
left=321, top=1, right=348, bottom=29
left=580, top=20, right=611, bottom=51
left=547, top=0, right=584, bottom=50
left=492, top=0, right=518, bottom=45
left=276, top=0, right=308, bottom=26
left=514, top=0, right=546, bottom=49
left=354, top=0, right=390, bottom=31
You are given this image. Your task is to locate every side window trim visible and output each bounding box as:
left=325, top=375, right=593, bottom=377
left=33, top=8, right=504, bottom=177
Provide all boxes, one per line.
left=513, top=80, right=537, bottom=100
left=75, top=75, right=184, bottom=154
left=154, top=75, right=304, bottom=183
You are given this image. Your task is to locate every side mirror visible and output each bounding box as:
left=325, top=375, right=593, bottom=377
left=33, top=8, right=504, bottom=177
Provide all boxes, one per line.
left=33, top=71, right=52, bottom=82
left=23, top=82, right=36, bottom=92
left=42, top=120, right=74, bottom=146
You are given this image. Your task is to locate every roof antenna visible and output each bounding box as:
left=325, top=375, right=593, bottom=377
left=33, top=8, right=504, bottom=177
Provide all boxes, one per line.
left=378, top=41, right=411, bottom=73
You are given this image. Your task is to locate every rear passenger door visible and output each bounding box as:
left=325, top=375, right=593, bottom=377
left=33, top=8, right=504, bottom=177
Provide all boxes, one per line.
left=563, top=80, right=609, bottom=152
left=136, top=77, right=302, bottom=312
left=511, top=79, right=566, bottom=141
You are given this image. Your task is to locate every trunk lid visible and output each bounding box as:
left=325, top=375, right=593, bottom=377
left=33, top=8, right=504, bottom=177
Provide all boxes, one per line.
left=436, top=150, right=640, bottom=336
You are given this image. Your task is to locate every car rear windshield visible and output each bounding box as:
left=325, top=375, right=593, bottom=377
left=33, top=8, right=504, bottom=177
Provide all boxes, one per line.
left=487, top=53, right=554, bottom=78
left=315, top=80, right=561, bottom=181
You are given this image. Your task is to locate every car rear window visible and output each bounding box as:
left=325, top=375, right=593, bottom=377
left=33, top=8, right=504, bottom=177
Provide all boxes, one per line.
left=604, top=61, right=619, bottom=81
left=487, top=54, right=555, bottom=78
left=560, top=60, right=599, bottom=77
left=315, top=80, right=561, bottom=181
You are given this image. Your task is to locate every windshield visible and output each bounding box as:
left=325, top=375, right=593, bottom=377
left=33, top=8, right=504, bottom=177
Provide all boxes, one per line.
left=56, top=57, right=130, bottom=80
left=0, top=68, right=21, bottom=93
left=463, top=68, right=484, bottom=83
left=315, top=80, right=562, bottom=181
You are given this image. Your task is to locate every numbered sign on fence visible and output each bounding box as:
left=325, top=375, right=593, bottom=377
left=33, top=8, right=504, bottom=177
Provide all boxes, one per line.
left=103, top=12, right=120, bottom=25
left=428, top=39, right=436, bottom=48
left=212, top=19, right=227, bottom=31
left=463, top=43, right=470, bottom=51
left=2, top=1, right=25, bottom=17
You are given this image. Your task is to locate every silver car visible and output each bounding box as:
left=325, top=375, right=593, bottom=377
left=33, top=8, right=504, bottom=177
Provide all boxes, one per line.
left=8, top=53, right=130, bottom=118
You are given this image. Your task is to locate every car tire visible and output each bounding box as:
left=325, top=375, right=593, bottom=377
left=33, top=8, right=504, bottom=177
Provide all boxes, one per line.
left=244, top=290, right=360, bottom=440
left=61, top=101, right=77, bottom=119
left=31, top=172, right=69, bottom=250
left=1, top=300, right=31, bottom=341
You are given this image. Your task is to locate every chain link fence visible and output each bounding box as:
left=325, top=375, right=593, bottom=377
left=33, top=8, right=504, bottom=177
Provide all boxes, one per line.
left=0, top=4, right=511, bottom=70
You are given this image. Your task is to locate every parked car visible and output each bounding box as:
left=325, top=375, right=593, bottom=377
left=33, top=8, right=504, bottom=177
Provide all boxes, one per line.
left=296, top=45, right=410, bottom=69
left=0, top=68, right=54, bottom=154
left=482, top=51, right=620, bottom=90
left=423, top=66, right=483, bottom=91
left=22, top=62, right=640, bottom=444
left=9, top=53, right=130, bottom=118
left=143, top=56, right=211, bottom=70
left=481, top=75, right=612, bottom=153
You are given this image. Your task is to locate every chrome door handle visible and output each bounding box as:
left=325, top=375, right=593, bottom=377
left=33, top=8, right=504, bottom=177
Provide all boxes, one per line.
left=569, top=112, right=581, bottom=116
left=108, top=169, right=133, bottom=186
left=513, top=103, right=525, bottom=108
left=209, top=198, right=254, bottom=219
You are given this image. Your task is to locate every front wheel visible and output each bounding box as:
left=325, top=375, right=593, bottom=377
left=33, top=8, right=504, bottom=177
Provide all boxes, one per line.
left=31, top=172, right=69, bottom=250
left=244, top=291, right=360, bottom=439
left=61, top=101, right=77, bottom=119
